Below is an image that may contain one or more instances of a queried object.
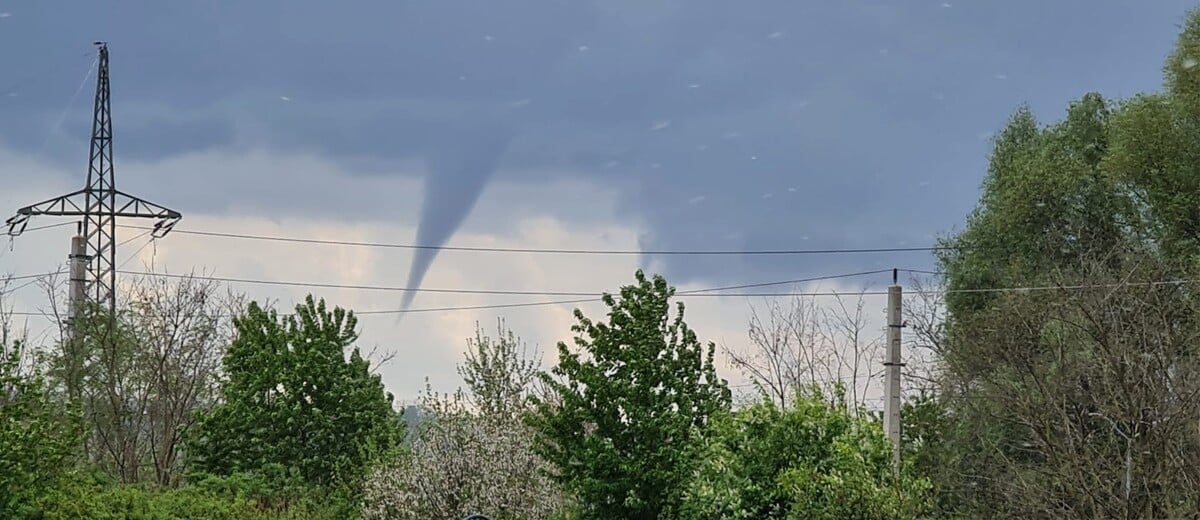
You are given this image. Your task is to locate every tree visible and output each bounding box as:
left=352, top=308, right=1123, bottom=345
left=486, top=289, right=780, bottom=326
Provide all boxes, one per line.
left=362, top=321, right=565, bottom=519
left=362, top=387, right=565, bottom=519
left=187, top=295, right=402, bottom=491
left=529, top=270, right=731, bottom=519
left=1105, top=7, right=1200, bottom=262
left=0, top=309, right=84, bottom=517
left=728, top=291, right=883, bottom=412
left=932, top=16, right=1200, bottom=515
left=679, top=387, right=931, bottom=520
left=458, top=318, right=542, bottom=419
left=39, top=271, right=239, bottom=486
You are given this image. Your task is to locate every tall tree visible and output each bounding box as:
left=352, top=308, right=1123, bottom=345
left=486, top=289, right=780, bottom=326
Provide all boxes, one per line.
left=1105, top=8, right=1200, bottom=262
left=932, top=14, right=1200, bottom=515
left=48, top=273, right=238, bottom=486
left=187, top=295, right=402, bottom=490
left=530, top=270, right=731, bottom=520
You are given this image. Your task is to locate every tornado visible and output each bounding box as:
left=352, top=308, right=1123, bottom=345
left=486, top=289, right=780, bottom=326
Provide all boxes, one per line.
left=400, top=120, right=513, bottom=313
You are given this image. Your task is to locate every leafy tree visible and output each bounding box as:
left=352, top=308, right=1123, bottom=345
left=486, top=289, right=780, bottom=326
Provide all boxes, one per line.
left=938, top=92, right=1133, bottom=327
left=898, top=391, right=960, bottom=516
left=0, top=338, right=84, bottom=518
left=680, top=387, right=931, bottom=520
left=530, top=270, right=731, bottom=519
left=931, top=12, right=1200, bottom=516
left=187, top=295, right=402, bottom=491
left=1105, top=8, right=1200, bottom=263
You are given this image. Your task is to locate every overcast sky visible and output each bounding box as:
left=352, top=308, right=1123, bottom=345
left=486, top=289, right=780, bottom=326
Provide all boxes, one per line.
left=0, top=1, right=1194, bottom=401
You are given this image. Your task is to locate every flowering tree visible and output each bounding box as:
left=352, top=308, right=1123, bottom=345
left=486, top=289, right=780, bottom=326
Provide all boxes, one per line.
left=362, top=321, right=566, bottom=519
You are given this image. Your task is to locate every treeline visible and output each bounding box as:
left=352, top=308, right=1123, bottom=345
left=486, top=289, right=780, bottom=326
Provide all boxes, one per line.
left=1, top=267, right=922, bottom=519
left=9, top=6, right=1200, bottom=519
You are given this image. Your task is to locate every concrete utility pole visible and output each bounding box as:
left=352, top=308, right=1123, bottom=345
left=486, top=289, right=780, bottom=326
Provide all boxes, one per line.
left=68, top=223, right=88, bottom=327
left=884, top=269, right=904, bottom=472
left=65, top=224, right=89, bottom=406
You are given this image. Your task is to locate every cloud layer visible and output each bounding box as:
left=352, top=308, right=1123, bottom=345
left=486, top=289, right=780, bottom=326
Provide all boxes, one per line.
left=2, top=1, right=1192, bottom=286
left=1, top=145, right=901, bottom=403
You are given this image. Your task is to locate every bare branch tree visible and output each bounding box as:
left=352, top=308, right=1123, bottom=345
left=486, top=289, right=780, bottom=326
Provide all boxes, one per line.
left=944, top=252, right=1200, bottom=518
left=458, top=318, right=542, bottom=419
left=727, top=290, right=884, bottom=412
left=124, top=271, right=233, bottom=486
left=44, top=269, right=241, bottom=486
left=902, top=274, right=948, bottom=394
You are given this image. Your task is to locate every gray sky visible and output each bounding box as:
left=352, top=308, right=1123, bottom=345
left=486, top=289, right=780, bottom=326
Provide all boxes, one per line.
left=0, top=0, right=1194, bottom=399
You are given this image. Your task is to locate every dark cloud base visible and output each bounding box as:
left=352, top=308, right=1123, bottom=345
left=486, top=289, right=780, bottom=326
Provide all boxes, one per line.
left=0, top=0, right=1192, bottom=286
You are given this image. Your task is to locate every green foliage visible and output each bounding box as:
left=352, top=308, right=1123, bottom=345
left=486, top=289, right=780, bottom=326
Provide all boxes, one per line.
left=939, top=92, right=1132, bottom=328
left=530, top=270, right=731, bottom=519
left=679, top=387, right=931, bottom=520
left=898, top=391, right=967, bottom=517
left=0, top=340, right=85, bottom=519
left=1105, top=9, right=1200, bottom=263
left=931, top=9, right=1200, bottom=517
left=187, top=295, right=402, bottom=491
left=32, top=472, right=356, bottom=520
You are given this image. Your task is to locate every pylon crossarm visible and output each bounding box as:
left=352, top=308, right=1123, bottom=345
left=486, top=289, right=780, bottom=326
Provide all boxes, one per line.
left=13, top=189, right=90, bottom=215
left=111, top=190, right=181, bottom=238
left=111, top=190, right=181, bottom=219
left=5, top=188, right=89, bottom=236
left=5, top=188, right=180, bottom=237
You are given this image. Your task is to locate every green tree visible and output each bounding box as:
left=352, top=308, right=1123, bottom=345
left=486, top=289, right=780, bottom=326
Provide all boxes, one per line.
left=1105, top=8, right=1200, bottom=263
left=187, top=295, right=402, bottom=491
left=0, top=338, right=84, bottom=518
left=529, top=270, right=731, bottom=520
left=680, top=387, right=931, bottom=520
left=930, top=12, right=1200, bottom=516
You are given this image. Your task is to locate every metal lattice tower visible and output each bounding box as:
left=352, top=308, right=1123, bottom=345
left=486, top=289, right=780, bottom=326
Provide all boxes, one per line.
left=6, top=42, right=181, bottom=316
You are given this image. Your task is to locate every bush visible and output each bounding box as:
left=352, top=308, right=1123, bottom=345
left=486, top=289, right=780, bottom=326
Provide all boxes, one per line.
left=28, top=472, right=357, bottom=520
left=680, top=387, right=932, bottom=519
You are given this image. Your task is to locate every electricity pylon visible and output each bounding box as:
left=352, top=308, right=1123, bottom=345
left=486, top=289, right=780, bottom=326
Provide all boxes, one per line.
left=6, top=42, right=181, bottom=317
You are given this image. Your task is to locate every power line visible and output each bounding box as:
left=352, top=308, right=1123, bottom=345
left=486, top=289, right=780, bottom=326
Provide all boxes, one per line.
left=901, top=268, right=942, bottom=276
left=1, top=269, right=909, bottom=318
left=115, top=236, right=156, bottom=271
left=678, top=269, right=895, bottom=293
left=12, top=267, right=1187, bottom=314
left=36, top=56, right=97, bottom=159
left=116, top=230, right=152, bottom=248
left=113, top=268, right=897, bottom=298
left=7, top=275, right=1196, bottom=319
left=116, top=224, right=948, bottom=256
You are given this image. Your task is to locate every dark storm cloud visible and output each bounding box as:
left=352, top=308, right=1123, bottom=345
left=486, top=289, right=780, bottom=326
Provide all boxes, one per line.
left=0, top=0, right=1195, bottom=286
